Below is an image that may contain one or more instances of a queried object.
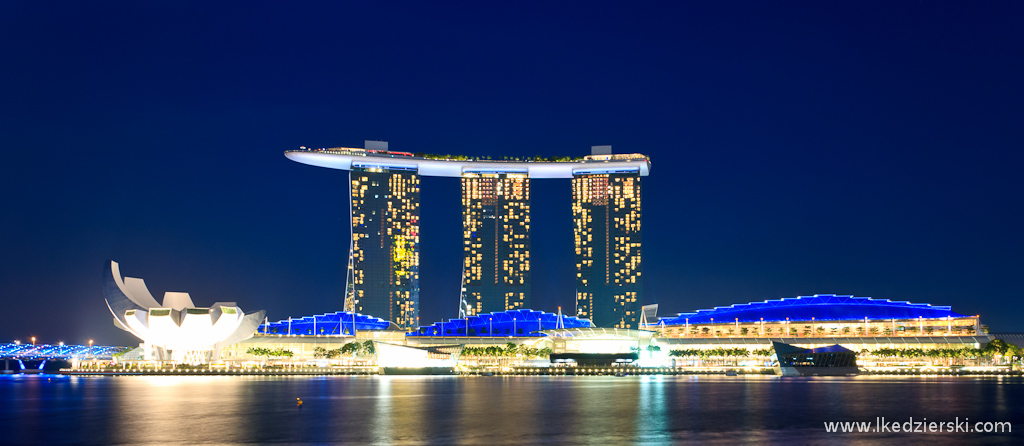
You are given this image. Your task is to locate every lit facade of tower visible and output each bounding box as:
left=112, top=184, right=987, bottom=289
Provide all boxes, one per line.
left=460, top=172, right=531, bottom=317
left=573, top=168, right=642, bottom=329
left=347, top=165, right=420, bottom=330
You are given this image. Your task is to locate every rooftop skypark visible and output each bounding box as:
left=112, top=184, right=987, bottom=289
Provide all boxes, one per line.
left=284, top=146, right=651, bottom=178
left=290, top=146, right=650, bottom=162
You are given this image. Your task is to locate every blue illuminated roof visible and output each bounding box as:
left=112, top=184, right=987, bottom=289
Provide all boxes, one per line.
left=659, top=294, right=969, bottom=325
left=263, top=311, right=392, bottom=336
left=409, top=309, right=592, bottom=337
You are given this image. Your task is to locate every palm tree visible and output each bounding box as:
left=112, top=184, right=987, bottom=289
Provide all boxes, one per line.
left=270, top=348, right=293, bottom=358
left=246, top=347, right=271, bottom=365
left=340, top=342, right=358, bottom=357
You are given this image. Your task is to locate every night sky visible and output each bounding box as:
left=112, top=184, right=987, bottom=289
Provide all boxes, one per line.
left=2, top=2, right=1022, bottom=345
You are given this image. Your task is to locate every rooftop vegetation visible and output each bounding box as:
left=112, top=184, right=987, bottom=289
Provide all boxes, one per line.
left=417, top=153, right=585, bottom=162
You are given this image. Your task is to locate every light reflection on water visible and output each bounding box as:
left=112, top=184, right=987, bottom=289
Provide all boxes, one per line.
left=0, top=374, right=1021, bottom=445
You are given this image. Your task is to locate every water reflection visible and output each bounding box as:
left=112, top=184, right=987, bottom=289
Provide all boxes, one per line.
left=636, top=375, right=669, bottom=445
left=1, top=374, right=1022, bottom=445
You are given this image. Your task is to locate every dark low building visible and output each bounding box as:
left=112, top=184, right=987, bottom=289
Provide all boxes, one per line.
left=550, top=353, right=638, bottom=366
left=772, top=342, right=859, bottom=376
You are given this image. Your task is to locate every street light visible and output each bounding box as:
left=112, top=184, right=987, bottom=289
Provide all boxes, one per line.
left=31, top=336, right=35, bottom=345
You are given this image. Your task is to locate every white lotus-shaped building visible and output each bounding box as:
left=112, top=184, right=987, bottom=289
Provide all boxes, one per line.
left=104, top=261, right=265, bottom=364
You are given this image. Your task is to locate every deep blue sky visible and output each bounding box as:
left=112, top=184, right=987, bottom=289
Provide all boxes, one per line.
left=2, top=2, right=1022, bottom=345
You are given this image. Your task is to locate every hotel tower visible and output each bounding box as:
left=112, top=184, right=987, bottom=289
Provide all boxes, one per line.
left=345, top=141, right=420, bottom=330
left=459, top=172, right=531, bottom=317
left=572, top=146, right=643, bottom=329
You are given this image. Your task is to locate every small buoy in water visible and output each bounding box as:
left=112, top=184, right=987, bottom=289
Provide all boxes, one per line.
left=297, top=398, right=303, bottom=407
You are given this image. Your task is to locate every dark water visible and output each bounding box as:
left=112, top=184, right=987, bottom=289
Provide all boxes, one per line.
left=1, top=374, right=1021, bottom=445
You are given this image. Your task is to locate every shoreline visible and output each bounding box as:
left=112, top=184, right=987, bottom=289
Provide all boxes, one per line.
left=49, top=366, right=1024, bottom=377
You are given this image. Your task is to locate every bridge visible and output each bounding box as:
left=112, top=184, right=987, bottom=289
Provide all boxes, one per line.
left=2, top=343, right=129, bottom=373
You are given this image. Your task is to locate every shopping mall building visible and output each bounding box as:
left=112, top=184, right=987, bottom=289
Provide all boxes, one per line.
left=650, top=294, right=987, bottom=353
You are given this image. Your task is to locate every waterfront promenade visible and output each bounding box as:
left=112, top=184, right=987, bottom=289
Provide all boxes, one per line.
left=57, top=365, right=1022, bottom=377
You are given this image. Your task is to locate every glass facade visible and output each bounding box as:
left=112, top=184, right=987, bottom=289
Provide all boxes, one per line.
left=460, top=173, right=531, bottom=316
left=348, top=167, right=420, bottom=330
left=573, top=173, right=642, bottom=329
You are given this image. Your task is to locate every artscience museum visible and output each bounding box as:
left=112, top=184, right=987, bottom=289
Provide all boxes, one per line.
left=104, top=261, right=265, bottom=364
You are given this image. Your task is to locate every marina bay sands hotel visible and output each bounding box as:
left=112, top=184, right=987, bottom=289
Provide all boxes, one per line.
left=285, top=142, right=650, bottom=331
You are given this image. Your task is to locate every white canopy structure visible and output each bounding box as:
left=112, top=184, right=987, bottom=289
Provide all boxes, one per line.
left=104, top=261, right=265, bottom=364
